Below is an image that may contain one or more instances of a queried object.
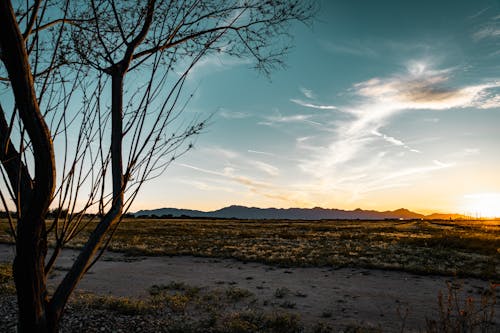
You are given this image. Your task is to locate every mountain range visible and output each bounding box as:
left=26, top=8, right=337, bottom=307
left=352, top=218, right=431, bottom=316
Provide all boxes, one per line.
left=133, top=205, right=468, bottom=220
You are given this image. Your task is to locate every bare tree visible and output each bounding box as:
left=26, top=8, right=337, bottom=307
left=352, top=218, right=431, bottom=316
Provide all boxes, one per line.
left=0, top=0, right=316, bottom=331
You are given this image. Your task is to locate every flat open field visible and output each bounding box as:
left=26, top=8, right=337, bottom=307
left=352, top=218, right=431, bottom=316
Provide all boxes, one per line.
left=3, top=218, right=497, bottom=279
left=1, top=218, right=499, bottom=332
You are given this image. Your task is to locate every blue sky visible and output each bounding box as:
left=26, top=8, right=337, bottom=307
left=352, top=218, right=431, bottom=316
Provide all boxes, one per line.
left=136, top=0, right=500, bottom=216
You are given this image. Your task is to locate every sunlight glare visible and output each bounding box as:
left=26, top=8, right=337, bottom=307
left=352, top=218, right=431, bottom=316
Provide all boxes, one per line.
left=462, top=193, right=500, bottom=218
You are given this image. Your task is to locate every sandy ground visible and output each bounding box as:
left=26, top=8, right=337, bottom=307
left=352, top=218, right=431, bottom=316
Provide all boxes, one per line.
left=1, top=244, right=499, bottom=332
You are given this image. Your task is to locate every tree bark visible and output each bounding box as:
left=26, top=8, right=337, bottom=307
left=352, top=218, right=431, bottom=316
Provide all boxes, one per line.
left=14, top=216, right=50, bottom=333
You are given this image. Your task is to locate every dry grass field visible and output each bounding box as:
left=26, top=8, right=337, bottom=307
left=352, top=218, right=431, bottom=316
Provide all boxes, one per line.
left=2, top=218, right=498, bottom=279
left=1, top=218, right=499, bottom=332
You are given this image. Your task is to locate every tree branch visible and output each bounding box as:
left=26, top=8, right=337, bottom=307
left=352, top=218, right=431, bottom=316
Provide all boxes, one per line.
left=22, top=0, right=41, bottom=40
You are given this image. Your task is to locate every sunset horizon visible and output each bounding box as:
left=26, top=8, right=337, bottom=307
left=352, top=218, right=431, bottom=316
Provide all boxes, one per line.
left=132, top=198, right=500, bottom=219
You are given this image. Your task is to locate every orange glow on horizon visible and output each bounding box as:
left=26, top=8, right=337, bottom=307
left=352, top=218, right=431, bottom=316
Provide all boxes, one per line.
left=461, top=193, right=500, bottom=218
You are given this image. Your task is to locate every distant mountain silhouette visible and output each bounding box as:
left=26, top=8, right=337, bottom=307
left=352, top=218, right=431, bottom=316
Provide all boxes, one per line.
left=133, top=205, right=468, bottom=220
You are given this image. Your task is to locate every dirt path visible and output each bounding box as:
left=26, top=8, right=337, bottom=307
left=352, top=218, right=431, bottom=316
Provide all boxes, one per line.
left=1, top=244, right=498, bottom=332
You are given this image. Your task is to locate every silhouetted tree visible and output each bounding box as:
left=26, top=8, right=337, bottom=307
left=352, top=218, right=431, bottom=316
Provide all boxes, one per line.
left=0, top=0, right=315, bottom=331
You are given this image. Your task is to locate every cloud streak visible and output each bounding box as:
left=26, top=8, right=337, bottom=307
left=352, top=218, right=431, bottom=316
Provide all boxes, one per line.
left=290, top=98, right=339, bottom=110
left=298, top=60, right=500, bottom=200
left=352, top=62, right=500, bottom=111
left=473, top=25, right=500, bottom=41
left=322, top=40, right=377, bottom=57
left=300, top=87, right=315, bottom=99
left=218, top=109, right=250, bottom=119
left=259, top=113, right=323, bottom=127
left=252, top=161, right=280, bottom=176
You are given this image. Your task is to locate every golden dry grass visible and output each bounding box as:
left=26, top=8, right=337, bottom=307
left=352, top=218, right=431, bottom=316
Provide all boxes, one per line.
left=1, top=218, right=499, bottom=279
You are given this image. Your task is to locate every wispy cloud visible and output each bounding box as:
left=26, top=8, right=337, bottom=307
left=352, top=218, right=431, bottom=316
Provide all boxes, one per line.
left=298, top=59, right=499, bottom=199
left=446, top=148, right=481, bottom=160
left=473, top=25, right=500, bottom=41
left=218, top=109, right=250, bottom=119
left=372, top=129, right=420, bottom=153
left=178, top=179, right=235, bottom=193
left=252, top=161, right=280, bottom=176
left=372, top=130, right=404, bottom=146
left=300, top=87, right=315, bottom=99
left=259, top=112, right=322, bottom=127
left=321, top=40, right=377, bottom=57
left=177, top=60, right=500, bottom=209
left=352, top=61, right=500, bottom=111
left=179, top=163, right=225, bottom=177
left=201, top=146, right=239, bottom=159
left=186, top=53, right=251, bottom=80
left=468, top=6, right=491, bottom=20
left=179, top=162, right=310, bottom=207
left=247, top=149, right=276, bottom=157
left=180, top=146, right=281, bottom=187
left=471, top=9, right=500, bottom=42
left=179, top=162, right=270, bottom=189
left=477, top=94, right=500, bottom=109
left=290, top=98, right=338, bottom=110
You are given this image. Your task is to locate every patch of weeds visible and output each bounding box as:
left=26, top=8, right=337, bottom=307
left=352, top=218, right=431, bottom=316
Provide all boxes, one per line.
left=149, top=281, right=200, bottom=297
left=201, top=290, right=223, bottom=304
left=73, top=294, right=154, bottom=315
left=264, top=312, right=302, bottom=333
left=164, top=293, right=190, bottom=313
left=0, top=262, right=15, bottom=295
left=312, top=322, right=334, bottom=333
left=343, top=325, right=383, bottom=333
left=225, top=287, right=254, bottom=302
left=425, top=282, right=498, bottom=332
left=221, top=311, right=260, bottom=333
left=274, top=287, right=290, bottom=299
left=219, top=310, right=302, bottom=333
left=149, top=283, right=195, bottom=312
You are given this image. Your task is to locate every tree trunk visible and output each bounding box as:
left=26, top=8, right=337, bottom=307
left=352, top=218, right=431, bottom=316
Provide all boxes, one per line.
left=46, top=69, right=126, bottom=329
left=1, top=2, right=57, bottom=332
left=111, top=70, right=125, bottom=203
left=13, top=216, right=52, bottom=333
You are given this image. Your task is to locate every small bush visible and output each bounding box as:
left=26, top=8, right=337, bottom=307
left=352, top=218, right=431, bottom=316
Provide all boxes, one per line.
left=426, top=282, right=497, bottom=332
left=312, top=322, right=334, bottom=333
left=274, top=287, right=290, bottom=299
left=222, top=312, right=260, bottom=333
left=0, top=263, right=14, bottom=295
left=73, top=294, right=153, bottom=315
left=226, top=287, right=254, bottom=302
left=165, top=293, right=190, bottom=313
left=264, top=312, right=302, bottom=333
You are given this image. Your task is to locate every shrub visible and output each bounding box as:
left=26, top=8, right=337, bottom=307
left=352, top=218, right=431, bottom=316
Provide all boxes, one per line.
left=426, top=282, right=497, bottom=332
